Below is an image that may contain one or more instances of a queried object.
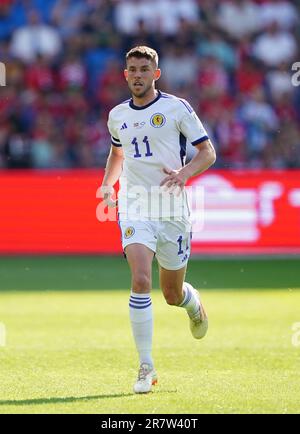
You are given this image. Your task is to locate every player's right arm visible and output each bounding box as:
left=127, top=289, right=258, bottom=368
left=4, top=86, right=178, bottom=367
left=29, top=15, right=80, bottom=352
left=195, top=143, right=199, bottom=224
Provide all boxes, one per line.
left=100, top=144, right=124, bottom=207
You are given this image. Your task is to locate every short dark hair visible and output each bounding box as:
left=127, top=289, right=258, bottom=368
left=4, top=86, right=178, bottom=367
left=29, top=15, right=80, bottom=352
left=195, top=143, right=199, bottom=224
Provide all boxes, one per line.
left=126, top=46, right=159, bottom=68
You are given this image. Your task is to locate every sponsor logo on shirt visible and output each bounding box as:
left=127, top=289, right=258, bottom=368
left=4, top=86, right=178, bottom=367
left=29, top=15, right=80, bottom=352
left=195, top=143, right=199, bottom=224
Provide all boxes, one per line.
left=133, top=121, right=146, bottom=129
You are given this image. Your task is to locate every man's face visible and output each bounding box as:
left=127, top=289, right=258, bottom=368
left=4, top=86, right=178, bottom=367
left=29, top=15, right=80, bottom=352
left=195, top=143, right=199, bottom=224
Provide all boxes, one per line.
left=124, top=57, right=161, bottom=98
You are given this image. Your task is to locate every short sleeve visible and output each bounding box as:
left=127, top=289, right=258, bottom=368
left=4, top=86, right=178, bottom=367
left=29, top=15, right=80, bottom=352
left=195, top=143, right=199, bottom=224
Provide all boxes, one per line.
left=107, top=110, right=122, bottom=147
left=178, top=99, right=209, bottom=146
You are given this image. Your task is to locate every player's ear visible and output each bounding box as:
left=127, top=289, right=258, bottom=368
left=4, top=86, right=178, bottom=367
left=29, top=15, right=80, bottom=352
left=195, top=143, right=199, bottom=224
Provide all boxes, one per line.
left=124, top=69, right=128, bottom=81
left=154, top=69, right=161, bottom=81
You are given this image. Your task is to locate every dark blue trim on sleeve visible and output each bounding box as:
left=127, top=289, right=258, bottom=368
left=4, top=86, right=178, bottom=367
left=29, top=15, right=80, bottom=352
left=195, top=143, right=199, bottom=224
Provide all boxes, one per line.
left=179, top=133, right=187, bottom=166
left=191, top=136, right=209, bottom=146
left=111, top=136, right=122, bottom=147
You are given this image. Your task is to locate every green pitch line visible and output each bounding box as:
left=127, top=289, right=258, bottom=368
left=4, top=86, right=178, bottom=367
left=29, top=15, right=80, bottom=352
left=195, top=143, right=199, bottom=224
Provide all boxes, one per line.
left=0, top=289, right=299, bottom=414
left=0, top=256, right=299, bottom=291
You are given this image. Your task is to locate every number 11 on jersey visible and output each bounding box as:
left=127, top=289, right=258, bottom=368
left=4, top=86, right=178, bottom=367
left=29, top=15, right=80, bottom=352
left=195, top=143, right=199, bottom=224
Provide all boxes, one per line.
left=132, top=136, right=153, bottom=158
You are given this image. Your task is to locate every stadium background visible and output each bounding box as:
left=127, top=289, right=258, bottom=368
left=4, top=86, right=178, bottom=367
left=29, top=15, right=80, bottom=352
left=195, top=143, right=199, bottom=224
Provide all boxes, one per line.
left=0, top=0, right=300, bottom=414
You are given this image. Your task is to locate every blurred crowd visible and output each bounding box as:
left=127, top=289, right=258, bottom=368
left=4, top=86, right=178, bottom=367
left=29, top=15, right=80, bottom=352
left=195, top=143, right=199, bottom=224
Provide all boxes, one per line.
left=0, top=0, right=300, bottom=169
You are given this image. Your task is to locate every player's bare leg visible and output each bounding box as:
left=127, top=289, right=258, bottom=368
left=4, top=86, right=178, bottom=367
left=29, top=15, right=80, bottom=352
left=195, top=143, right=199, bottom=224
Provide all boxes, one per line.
left=125, top=243, right=158, bottom=393
left=126, top=243, right=154, bottom=295
left=159, top=265, right=208, bottom=339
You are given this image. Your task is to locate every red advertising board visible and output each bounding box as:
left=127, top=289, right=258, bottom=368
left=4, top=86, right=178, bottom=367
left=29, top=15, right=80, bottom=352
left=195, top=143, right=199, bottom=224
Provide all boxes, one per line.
left=0, top=170, right=120, bottom=254
left=0, top=169, right=299, bottom=254
left=187, top=170, right=300, bottom=254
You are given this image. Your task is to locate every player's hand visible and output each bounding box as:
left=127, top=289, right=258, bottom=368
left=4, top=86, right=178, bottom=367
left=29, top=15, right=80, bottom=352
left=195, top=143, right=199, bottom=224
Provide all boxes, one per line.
left=100, top=185, right=118, bottom=208
left=160, top=167, right=188, bottom=196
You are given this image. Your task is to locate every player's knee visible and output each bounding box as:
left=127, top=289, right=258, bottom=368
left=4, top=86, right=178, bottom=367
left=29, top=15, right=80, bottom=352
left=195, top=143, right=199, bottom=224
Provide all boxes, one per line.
left=132, top=273, right=151, bottom=293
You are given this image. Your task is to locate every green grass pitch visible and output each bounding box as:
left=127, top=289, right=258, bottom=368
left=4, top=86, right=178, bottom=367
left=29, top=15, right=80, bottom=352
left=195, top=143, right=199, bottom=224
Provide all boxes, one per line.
left=0, top=256, right=299, bottom=414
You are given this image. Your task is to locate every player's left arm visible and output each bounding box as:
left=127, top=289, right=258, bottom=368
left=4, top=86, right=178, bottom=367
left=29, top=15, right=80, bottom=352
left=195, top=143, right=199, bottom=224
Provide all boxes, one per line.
left=182, top=138, right=216, bottom=178
left=160, top=139, right=216, bottom=191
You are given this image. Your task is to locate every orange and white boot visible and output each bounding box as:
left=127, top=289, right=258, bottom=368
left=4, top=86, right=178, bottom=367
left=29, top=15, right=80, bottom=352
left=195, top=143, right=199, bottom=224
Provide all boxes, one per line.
left=133, top=363, right=158, bottom=394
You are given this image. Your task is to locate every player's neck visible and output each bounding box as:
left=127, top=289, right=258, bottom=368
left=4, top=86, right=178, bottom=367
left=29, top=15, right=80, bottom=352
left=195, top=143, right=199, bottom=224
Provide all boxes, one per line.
left=132, top=88, right=158, bottom=108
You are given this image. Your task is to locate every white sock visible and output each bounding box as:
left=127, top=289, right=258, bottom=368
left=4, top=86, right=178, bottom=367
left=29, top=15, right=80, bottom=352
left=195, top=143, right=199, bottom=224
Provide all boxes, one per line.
left=179, top=282, right=200, bottom=318
left=129, top=291, right=153, bottom=368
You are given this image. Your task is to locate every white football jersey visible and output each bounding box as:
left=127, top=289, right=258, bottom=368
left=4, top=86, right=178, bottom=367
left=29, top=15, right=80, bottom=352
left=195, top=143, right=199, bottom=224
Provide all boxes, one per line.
left=107, top=90, right=209, bottom=219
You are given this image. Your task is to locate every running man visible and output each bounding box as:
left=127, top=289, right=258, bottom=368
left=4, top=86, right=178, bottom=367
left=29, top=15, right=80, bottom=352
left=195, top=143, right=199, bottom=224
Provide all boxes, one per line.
left=100, top=46, right=216, bottom=394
